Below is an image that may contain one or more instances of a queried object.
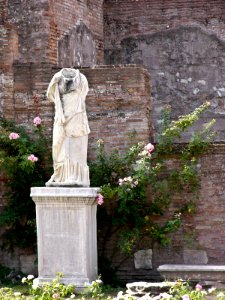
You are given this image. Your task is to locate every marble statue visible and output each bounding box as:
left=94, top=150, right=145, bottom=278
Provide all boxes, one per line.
left=46, top=68, right=90, bottom=187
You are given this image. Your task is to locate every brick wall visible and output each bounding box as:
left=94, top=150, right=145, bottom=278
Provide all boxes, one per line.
left=0, top=25, right=18, bottom=119
left=9, top=63, right=152, bottom=156
left=100, top=145, right=225, bottom=282
left=58, top=22, right=96, bottom=68
left=104, top=0, right=225, bottom=49
left=5, top=0, right=49, bottom=63
left=2, top=0, right=104, bottom=65
left=104, top=0, right=225, bottom=142
left=196, top=147, right=225, bottom=263
left=49, top=0, right=104, bottom=64
left=81, top=65, right=153, bottom=157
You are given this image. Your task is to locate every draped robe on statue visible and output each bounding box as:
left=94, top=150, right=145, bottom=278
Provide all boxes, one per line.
left=46, top=68, right=90, bottom=187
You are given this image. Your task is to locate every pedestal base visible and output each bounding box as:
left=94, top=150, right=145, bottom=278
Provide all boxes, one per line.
left=31, top=187, right=99, bottom=288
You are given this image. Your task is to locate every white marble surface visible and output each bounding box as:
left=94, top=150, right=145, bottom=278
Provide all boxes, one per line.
left=158, top=264, right=225, bottom=271
left=31, top=187, right=99, bottom=198
left=46, top=68, right=90, bottom=186
left=31, top=187, right=99, bottom=288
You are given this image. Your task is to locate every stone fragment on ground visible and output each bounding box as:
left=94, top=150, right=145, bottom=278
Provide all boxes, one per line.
left=115, top=281, right=175, bottom=299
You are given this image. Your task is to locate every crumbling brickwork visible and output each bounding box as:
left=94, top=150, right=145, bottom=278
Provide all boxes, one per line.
left=104, top=0, right=225, bottom=141
left=51, top=0, right=104, bottom=64
left=104, top=0, right=225, bottom=49
left=10, top=63, right=152, bottom=156
left=1, top=0, right=103, bottom=65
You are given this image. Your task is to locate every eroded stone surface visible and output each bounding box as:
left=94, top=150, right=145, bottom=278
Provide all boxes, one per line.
left=20, top=254, right=37, bottom=275
left=183, top=249, right=208, bottom=265
left=31, top=187, right=98, bottom=288
left=134, top=249, right=153, bottom=269
left=114, top=281, right=175, bottom=299
left=105, top=26, right=225, bottom=142
left=158, top=264, right=225, bottom=283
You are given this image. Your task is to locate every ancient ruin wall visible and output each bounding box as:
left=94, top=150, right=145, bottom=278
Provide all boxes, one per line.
left=10, top=63, right=152, bottom=155
left=0, top=0, right=104, bottom=117
left=104, top=0, right=225, bottom=49
left=49, top=0, right=104, bottom=65
left=1, top=0, right=104, bottom=65
left=104, top=0, right=225, bottom=141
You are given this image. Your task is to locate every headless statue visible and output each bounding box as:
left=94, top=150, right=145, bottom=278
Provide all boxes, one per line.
left=46, top=68, right=90, bottom=187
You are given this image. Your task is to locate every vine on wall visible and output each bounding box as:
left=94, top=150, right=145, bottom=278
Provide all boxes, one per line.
left=89, top=102, right=215, bottom=281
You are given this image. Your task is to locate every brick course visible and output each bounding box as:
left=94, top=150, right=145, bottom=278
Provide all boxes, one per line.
left=104, top=0, right=225, bottom=49
left=7, top=63, right=152, bottom=156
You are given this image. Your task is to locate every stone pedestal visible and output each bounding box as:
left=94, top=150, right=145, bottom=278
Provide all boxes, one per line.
left=30, top=187, right=99, bottom=288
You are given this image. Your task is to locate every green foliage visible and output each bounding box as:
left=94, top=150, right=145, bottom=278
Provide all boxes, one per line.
left=168, top=281, right=207, bottom=300
left=113, top=280, right=218, bottom=299
left=0, top=275, right=121, bottom=299
left=0, top=287, right=26, bottom=299
left=0, top=276, right=223, bottom=299
left=90, top=102, right=216, bottom=263
left=217, top=292, right=225, bottom=300
left=21, top=273, right=75, bottom=299
left=0, top=117, right=51, bottom=251
left=0, top=264, right=11, bottom=285
left=81, top=277, right=105, bottom=299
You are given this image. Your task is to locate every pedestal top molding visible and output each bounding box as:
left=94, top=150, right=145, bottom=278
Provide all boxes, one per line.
left=30, top=187, right=100, bottom=198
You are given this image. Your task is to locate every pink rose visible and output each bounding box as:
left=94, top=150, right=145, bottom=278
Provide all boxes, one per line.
left=9, top=132, right=20, bottom=140
left=27, top=154, right=38, bottom=162
left=33, top=116, right=42, bottom=126
left=118, top=178, right=124, bottom=186
left=145, top=143, right=154, bottom=154
left=195, top=283, right=202, bottom=291
left=97, top=193, right=104, bottom=205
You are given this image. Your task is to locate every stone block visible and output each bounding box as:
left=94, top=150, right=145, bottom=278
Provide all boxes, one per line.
left=158, top=264, right=225, bottom=284
left=183, top=249, right=208, bottom=265
left=20, top=254, right=37, bottom=275
left=134, top=249, right=152, bottom=269
left=126, top=281, right=174, bottom=297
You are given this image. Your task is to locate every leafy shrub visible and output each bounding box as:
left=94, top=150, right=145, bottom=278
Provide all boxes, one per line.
left=21, top=273, right=75, bottom=300
left=90, top=102, right=215, bottom=261
left=0, top=117, right=51, bottom=251
left=0, top=264, right=11, bottom=284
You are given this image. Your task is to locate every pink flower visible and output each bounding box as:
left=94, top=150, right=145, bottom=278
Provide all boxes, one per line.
left=28, top=154, right=38, bottom=162
left=118, top=178, right=124, bottom=186
left=52, top=293, right=59, bottom=299
left=33, top=116, right=42, bottom=126
left=182, top=295, right=190, bottom=300
left=145, top=143, right=155, bottom=154
left=9, top=132, right=20, bottom=140
left=97, top=193, right=104, bottom=205
left=195, top=283, right=202, bottom=291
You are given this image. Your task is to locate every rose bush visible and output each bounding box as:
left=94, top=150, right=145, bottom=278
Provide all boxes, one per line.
left=0, top=116, right=51, bottom=251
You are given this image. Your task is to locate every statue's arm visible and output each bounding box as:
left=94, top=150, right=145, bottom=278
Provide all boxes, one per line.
left=80, top=74, right=89, bottom=97
left=46, top=72, right=62, bottom=102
